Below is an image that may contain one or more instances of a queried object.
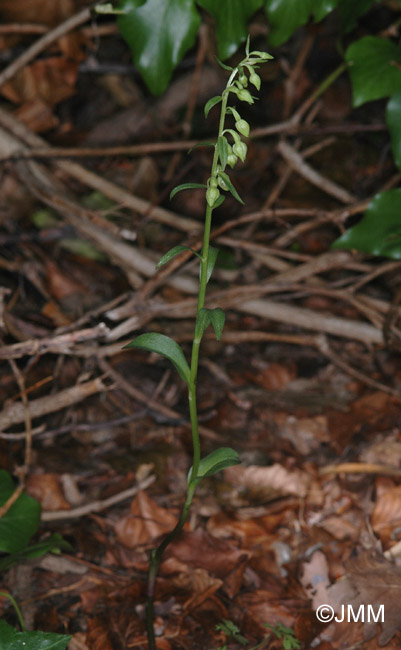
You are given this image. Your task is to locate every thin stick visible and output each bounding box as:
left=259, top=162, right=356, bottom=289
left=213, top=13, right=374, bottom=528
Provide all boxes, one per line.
left=0, top=5, right=96, bottom=89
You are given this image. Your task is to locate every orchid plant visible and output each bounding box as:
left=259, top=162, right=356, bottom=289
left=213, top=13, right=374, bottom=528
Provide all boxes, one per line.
left=124, top=38, right=273, bottom=648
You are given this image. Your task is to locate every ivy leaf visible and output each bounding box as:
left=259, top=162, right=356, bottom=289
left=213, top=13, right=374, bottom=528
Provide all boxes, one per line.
left=117, top=0, right=201, bottom=95
left=209, top=307, right=225, bottom=340
left=206, top=246, right=219, bottom=282
left=265, top=0, right=340, bottom=47
left=124, top=333, right=191, bottom=385
left=156, top=245, right=201, bottom=269
left=217, top=135, right=229, bottom=170
left=217, top=171, right=244, bottom=204
left=204, top=95, right=222, bottom=118
left=332, top=189, right=401, bottom=259
left=0, top=620, right=71, bottom=650
left=0, top=470, right=41, bottom=554
left=189, top=447, right=241, bottom=483
left=386, top=89, right=401, bottom=172
left=170, top=183, right=207, bottom=200
left=345, top=36, right=401, bottom=107
left=338, top=0, right=376, bottom=34
left=197, top=0, right=263, bottom=59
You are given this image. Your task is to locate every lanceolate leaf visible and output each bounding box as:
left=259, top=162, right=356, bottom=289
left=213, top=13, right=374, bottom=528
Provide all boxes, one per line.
left=194, top=307, right=225, bottom=342
left=386, top=89, right=401, bottom=172
left=194, top=308, right=211, bottom=342
left=204, top=95, right=222, bottom=118
left=218, top=171, right=244, bottom=204
left=217, top=135, right=229, bottom=170
left=209, top=307, right=225, bottom=340
left=206, top=246, right=219, bottom=282
left=124, top=333, right=191, bottom=384
left=117, top=0, right=201, bottom=95
left=170, top=183, right=207, bottom=200
left=0, top=470, right=41, bottom=554
left=197, top=0, right=263, bottom=59
left=332, top=189, right=401, bottom=259
left=156, top=245, right=201, bottom=269
left=345, top=37, right=401, bottom=107
left=191, top=447, right=241, bottom=481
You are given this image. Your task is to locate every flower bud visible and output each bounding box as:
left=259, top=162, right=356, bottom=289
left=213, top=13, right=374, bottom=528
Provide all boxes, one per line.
left=227, top=153, right=238, bottom=168
left=237, top=88, right=254, bottom=104
left=217, top=175, right=228, bottom=191
left=235, top=119, right=250, bottom=137
left=250, top=50, right=273, bottom=60
left=209, top=177, right=218, bottom=188
left=233, top=141, right=247, bottom=163
left=206, top=186, right=220, bottom=207
left=239, top=73, right=248, bottom=87
left=249, top=69, right=261, bottom=91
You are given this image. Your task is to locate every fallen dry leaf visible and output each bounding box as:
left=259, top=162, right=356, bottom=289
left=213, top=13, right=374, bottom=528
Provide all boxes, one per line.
left=2, top=58, right=78, bottom=107
left=303, top=549, right=401, bottom=645
left=25, top=473, right=70, bottom=511
left=165, top=528, right=249, bottom=580
left=224, top=463, right=311, bottom=498
left=114, top=490, right=177, bottom=548
left=371, top=479, right=401, bottom=542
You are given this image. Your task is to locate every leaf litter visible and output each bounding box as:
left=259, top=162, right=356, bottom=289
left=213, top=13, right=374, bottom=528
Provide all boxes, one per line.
left=2, top=2, right=401, bottom=649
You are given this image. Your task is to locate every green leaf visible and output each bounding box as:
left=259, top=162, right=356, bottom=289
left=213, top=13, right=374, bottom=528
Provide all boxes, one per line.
left=386, top=89, right=401, bottom=172
left=194, top=308, right=211, bottom=342
left=0, top=534, right=71, bottom=573
left=124, top=333, right=191, bottom=384
left=265, top=0, right=340, bottom=47
left=190, top=447, right=241, bottom=481
left=217, top=135, right=229, bottom=170
left=312, top=0, right=341, bottom=22
left=212, top=194, right=226, bottom=209
left=197, top=0, right=263, bottom=59
left=204, top=95, right=222, bottom=118
left=170, top=183, right=207, bottom=200
left=209, top=308, right=225, bottom=340
left=345, top=36, right=401, bottom=107
left=0, top=471, right=41, bottom=554
left=117, top=0, right=201, bottom=95
left=194, top=307, right=225, bottom=342
left=332, top=189, right=401, bottom=259
left=337, top=0, right=376, bottom=34
left=217, top=171, right=244, bottom=204
left=156, top=245, right=201, bottom=269
left=206, top=245, right=219, bottom=282
left=0, top=620, right=71, bottom=650
left=214, top=56, right=234, bottom=71
left=188, top=141, right=215, bottom=152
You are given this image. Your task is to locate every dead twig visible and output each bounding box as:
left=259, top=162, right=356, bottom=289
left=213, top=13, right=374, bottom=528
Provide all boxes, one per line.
left=0, top=324, right=109, bottom=360
left=277, top=139, right=355, bottom=204
left=41, top=475, right=156, bottom=521
left=0, top=377, right=108, bottom=432
left=0, top=5, right=96, bottom=89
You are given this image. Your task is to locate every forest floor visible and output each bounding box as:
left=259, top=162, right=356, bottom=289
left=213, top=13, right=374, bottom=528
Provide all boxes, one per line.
left=1, top=2, right=401, bottom=649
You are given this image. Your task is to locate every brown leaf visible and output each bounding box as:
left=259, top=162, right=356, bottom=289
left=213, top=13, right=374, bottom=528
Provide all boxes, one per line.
left=371, top=479, right=401, bottom=542
left=1, top=58, right=78, bottom=107
left=165, top=528, right=248, bottom=579
left=254, top=362, right=296, bottom=390
left=0, top=0, right=75, bottom=25
left=224, top=463, right=311, bottom=498
left=114, top=490, right=177, bottom=548
left=25, top=473, right=70, bottom=511
left=341, top=550, right=401, bottom=645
